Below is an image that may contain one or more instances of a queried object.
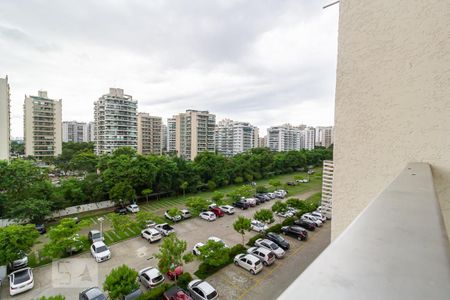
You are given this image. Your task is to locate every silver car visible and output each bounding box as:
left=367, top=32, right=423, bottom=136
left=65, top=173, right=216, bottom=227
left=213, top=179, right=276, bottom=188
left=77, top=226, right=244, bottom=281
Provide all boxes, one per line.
left=187, top=279, right=218, bottom=300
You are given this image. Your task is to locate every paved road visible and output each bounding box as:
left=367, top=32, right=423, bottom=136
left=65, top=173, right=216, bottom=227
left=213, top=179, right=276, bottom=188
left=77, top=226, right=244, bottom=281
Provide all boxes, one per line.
left=0, top=190, right=321, bottom=300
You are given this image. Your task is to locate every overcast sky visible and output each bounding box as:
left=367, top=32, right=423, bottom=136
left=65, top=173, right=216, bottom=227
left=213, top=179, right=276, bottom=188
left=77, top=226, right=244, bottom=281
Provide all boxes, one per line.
left=0, top=0, right=339, bottom=138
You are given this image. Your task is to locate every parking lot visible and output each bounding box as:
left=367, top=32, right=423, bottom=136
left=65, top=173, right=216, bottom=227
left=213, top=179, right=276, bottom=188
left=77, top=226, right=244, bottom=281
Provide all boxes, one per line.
left=0, top=189, right=324, bottom=299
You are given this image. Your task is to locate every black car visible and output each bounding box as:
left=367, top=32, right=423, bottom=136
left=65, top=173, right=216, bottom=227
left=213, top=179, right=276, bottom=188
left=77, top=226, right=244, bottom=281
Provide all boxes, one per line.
left=35, top=224, right=46, bottom=234
left=294, top=219, right=316, bottom=231
left=254, top=197, right=263, bottom=205
left=287, top=181, right=297, bottom=186
left=254, top=194, right=267, bottom=203
left=114, top=206, right=127, bottom=215
left=281, top=226, right=308, bottom=241
left=233, top=200, right=249, bottom=209
left=266, top=232, right=290, bottom=250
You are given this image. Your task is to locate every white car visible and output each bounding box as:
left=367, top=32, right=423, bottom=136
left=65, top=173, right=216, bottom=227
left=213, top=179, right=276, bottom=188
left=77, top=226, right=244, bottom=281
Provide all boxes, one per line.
left=141, top=228, right=162, bottom=243
left=180, top=209, right=192, bottom=219
left=127, top=204, right=140, bottom=213
left=234, top=254, right=263, bottom=275
left=219, top=205, right=235, bottom=215
left=208, top=203, right=217, bottom=209
left=311, top=211, right=326, bottom=222
left=267, top=193, right=276, bottom=199
left=145, top=220, right=156, bottom=228
left=192, top=242, right=205, bottom=256
left=247, top=247, right=276, bottom=266
left=187, top=280, right=219, bottom=300
left=165, top=210, right=181, bottom=222
left=9, top=268, right=34, bottom=296
left=276, top=211, right=294, bottom=218
left=302, top=214, right=323, bottom=227
left=254, top=238, right=285, bottom=258
left=251, top=220, right=268, bottom=232
left=208, top=236, right=229, bottom=248
left=154, top=223, right=175, bottom=236
left=244, top=197, right=257, bottom=206
left=138, top=267, right=165, bottom=289
left=199, top=211, right=216, bottom=221
left=90, top=241, right=111, bottom=263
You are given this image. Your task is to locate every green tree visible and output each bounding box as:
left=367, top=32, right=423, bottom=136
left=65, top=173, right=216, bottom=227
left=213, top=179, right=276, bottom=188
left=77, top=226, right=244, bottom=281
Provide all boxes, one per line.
left=207, top=180, right=217, bottom=191
left=69, top=151, right=98, bottom=173
left=271, top=201, right=288, bottom=214
left=103, top=264, right=139, bottom=300
left=229, top=185, right=254, bottom=201
left=254, top=209, right=274, bottom=224
left=167, top=207, right=182, bottom=221
left=154, top=235, right=194, bottom=285
left=268, top=179, right=282, bottom=190
left=43, top=218, right=89, bottom=257
left=10, top=140, right=25, bottom=156
left=180, top=181, right=188, bottom=198
left=142, top=188, right=153, bottom=203
left=108, top=213, right=135, bottom=234
left=197, top=240, right=230, bottom=267
left=211, top=191, right=225, bottom=205
left=233, top=216, right=252, bottom=245
left=136, top=211, right=158, bottom=228
left=0, top=224, right=39, bottom=265
left=255, top=185, right=268, bottom=193
left=186, top=197, right=210, bottom=216
left=109, top=182, right=136, bottom=205
left=7, top=198, right=52, bottom=224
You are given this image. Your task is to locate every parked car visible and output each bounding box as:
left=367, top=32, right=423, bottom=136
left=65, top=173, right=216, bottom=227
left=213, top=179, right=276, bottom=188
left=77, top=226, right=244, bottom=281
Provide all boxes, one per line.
left=35, top=224, right=46, bottom=234
left=247, top=247, right=276, bottom=266
left=66, top=234, right=84, bottom=254
left=254, top=238, right=285, bottom=258
left=208, top=203, right=217, bottom=209
left=274, top=191, right=285, bottom=199
left=138, top=267, right=165, bottom=289
left=250, top=220, right=268, bottom=232
left=187, top=279, right=218, bottom=300
left=276, top=211, right=294, bottom=218
left=307, top=169, right=315, bottom=175
left=9, top=253, right=28, bottom=272
left=254, top=194, right=268, bottom=203
left=287, top=181, right=296, bottom=186
left=145, top=220, right=156, bottom=228
left=199, top=211, right=216, bottom=221
left=208, top=236, right=228, bottom=248
left=234, top=253, right=263, bottom=275
left=165, top=210, right=182, bottom=222
left=163, top=286, right=193, bottom=300
left=88, top=230, right=104, bottom=243
left=8, top=268, right=34, bottom=296
left=265, top=232, right=290, bottom=250
left=209, top=207, right=224, bottom=217
left=232, top=200, right=249, bottom=210
left=90, top=241, right=111, bottom=263
left=127, top=204, right=140, bottom=213
left=294, top=219, right=316, bottom=231
left=141, top=228, right=162, bottom=243
left=124, top=289, right=143, bottom=300
left=244, top=197, right=257, bottom=207
left=266, top=193, right=276, bottom=199
left=192, top=242, right=205, bottom=256
left=79, top=287, right=107, bottom=300
left=281, top=226, right=308, bottom=241
left=301, top=214, right=323, bottom=227
left=219, top=205, right=235, bottom=215
left=180, top=209, right=192, bottom=219
left=167, top=266, right=183, bottom=281
left=114, top=206, right=127, bottom=215
left=155, top=223, right=175, bottom=236
left=311, top=211, right=327, bottom=222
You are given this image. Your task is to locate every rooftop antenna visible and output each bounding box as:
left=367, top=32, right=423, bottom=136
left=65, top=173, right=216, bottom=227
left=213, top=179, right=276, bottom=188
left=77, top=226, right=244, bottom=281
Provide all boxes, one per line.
left=323, top=1, right=339, bottom=9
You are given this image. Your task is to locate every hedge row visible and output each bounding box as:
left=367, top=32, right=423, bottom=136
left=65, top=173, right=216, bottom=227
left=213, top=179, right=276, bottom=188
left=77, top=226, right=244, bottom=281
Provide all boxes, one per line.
left=194, top=244, right=247, bottom=279
left=137, top=272, right=193, bottom=300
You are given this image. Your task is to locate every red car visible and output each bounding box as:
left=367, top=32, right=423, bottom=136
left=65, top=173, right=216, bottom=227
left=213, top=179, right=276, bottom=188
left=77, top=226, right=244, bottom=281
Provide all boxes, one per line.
left=167, top=266, right=183, bottom=280
left=209, top=207, right=224, bottom=217
left=163, top=286, right=192, bottom=300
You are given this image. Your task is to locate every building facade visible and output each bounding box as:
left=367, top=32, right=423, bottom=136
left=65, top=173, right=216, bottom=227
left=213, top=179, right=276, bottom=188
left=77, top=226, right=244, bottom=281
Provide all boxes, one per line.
left=94, top=88, right=137, bottom=155
left=315, top=126, right=333, bottom=148
left=0, top=76, right=10, bottom=160
left=267, top=124, right=301, bottom=152
left=215, top=119, right=259, bottom=156
left=88, top=121, right=95, bottom=142
left=320, top=160, right=334, bottom=219
left=300, top=127, right=315, bottom=150
left=137, top=113, right=162, bottom=155
left=175, top=110, right=215, bottom=160
left=24, top=91, right=62, bottom=159
left=167, top=117, right=176, bottom=154
left=62, top=121, right=89, bottom=143
left=161, top=124, right=167, bottom=153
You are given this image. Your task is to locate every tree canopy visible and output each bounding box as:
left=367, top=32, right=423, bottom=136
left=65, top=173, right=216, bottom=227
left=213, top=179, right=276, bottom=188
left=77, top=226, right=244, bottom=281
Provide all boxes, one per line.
left=103, top=264, right=139, bottom=300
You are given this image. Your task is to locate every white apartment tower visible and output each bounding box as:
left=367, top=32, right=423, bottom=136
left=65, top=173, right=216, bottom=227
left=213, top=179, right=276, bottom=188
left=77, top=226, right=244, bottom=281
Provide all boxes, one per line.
left=300, top=127, right=316, bottom=150
left=167, top=117, right=176, bottom=154
left=175, top=110, right=216, bottom=160
left=315, top=126, right=333, bottom=148
left=62, top=121, right=89, bottom=143
left=267, top=124, right=301, bottom=152
left=94, top=88, right=137, bottom=155
left=88, top=121, right=95, bottom=142
left=0, top=76, right=10, bottom=160
left=137, top=113, right=162, bottom=155
left=320, top=160, right=334, bottom=219
left=161, top=124, right=167, bottom=153
left=24, top=91, right=62, bottom=159
left=215, top=119, right=259, bottom=156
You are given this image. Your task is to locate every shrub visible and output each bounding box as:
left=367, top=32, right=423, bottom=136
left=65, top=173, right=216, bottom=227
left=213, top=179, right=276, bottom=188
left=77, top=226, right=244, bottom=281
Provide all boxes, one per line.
left=194, top=262, right=224, bottom=279
left=137, top=283, right=172, bottom=300
left=267, top=223, right=283, bottom=233
left=282, top=217, right=296, bottom=226
left=246, top=234, right=263, bottom=246
left=177, top=272, right=193, bottom=290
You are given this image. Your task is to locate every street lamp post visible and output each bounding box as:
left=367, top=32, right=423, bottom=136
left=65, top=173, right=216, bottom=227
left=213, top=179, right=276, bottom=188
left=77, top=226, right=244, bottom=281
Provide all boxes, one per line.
left=98, top=217, right=105, bottom=235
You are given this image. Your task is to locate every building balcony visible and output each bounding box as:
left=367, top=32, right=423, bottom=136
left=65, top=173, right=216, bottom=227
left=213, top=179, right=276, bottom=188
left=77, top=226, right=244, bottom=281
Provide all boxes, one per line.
left=279, top=163, right=450, bottom=299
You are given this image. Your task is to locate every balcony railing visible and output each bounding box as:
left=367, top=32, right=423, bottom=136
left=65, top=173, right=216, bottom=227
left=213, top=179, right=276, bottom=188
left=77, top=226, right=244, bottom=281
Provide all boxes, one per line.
left=279, top=162, right=450, bottom=300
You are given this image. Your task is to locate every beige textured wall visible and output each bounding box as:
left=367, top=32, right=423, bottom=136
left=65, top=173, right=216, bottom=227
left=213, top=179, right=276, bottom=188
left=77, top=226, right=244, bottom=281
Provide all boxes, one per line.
left=332, top=0, right=450, bottom=240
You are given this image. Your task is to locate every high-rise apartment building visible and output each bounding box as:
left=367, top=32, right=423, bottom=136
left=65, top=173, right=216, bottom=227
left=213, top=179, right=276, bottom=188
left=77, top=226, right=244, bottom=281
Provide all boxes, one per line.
left=62, top=121, right=89, bottom=143
left=215, top=119, right=259, bottom=156
left=161, top=124, right=167, bottom=153
left=267, top=124, right=301, bottom=152
left=167, top=117, right=176, bottom=154
left=88, top=121, right=95, bottom=142
left=320, top=160, right=334, bottom=219
left=137, top=113, right=162, bottom=155
left=24, top=91, right=62, bottom=159
left=315, top=126, right=333, bottom=148
left=0, top=76, right=10, bottom=160
left=175, top=110, right=215, bottom=160
left=259, top=136, right=267, bottom=148
left=94, top=88, right=137, bottom=155
left=300, top=127, right=315, bottom=150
